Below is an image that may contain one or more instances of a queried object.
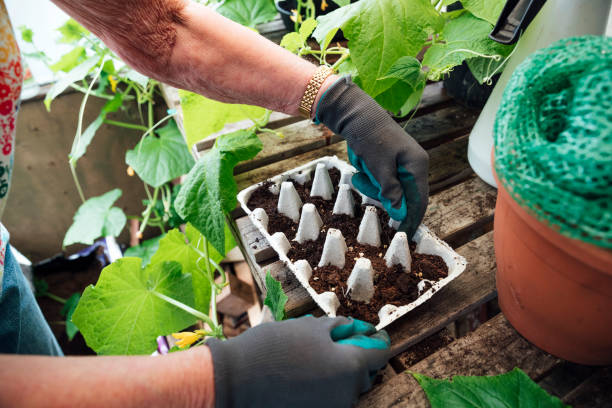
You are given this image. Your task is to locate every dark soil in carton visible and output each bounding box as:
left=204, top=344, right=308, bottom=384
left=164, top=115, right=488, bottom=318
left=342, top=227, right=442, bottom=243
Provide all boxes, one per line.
left=247, top=168, right=449, bottom=324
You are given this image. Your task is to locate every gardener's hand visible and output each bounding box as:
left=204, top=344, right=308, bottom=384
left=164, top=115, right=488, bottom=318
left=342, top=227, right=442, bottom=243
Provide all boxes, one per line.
left=206, top=315, right=390, bottom=408
left=315, top=76, right=429, bottom=238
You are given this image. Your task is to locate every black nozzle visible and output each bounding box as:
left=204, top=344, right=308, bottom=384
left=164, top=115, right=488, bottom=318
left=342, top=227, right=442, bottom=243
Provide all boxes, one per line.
left=490, top=0, right=546, bottom=45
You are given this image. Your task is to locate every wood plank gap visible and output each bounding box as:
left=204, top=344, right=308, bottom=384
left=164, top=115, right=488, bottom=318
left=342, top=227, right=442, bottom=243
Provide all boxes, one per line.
left=359, top=314, right=561, bottom=408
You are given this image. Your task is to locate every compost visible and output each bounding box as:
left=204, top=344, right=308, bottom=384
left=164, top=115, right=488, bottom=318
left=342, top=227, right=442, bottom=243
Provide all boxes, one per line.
left=247, top=168, right=448, bottom=324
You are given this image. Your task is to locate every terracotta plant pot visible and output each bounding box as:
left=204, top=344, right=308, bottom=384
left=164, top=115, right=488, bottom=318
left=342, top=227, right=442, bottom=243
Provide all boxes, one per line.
left=492, top=156, right=612, bottom=365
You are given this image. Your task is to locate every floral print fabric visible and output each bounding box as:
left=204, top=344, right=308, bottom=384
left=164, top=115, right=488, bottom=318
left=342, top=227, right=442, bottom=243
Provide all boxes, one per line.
left=0, top=0, right=22, bottom=291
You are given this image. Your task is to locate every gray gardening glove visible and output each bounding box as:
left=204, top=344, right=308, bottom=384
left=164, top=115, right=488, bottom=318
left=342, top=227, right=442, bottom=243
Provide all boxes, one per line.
left=206, top=315, right=391, bottom=408
left=315, top=76, right=429, bottom=238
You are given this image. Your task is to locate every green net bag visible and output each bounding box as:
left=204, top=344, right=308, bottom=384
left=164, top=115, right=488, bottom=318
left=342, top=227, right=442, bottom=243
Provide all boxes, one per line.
left=494, top=36, right=612, bottom=249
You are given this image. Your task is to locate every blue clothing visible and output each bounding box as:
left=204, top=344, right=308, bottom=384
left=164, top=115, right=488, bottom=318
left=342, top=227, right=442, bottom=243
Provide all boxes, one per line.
left=0, top=243, right=63, bottom=355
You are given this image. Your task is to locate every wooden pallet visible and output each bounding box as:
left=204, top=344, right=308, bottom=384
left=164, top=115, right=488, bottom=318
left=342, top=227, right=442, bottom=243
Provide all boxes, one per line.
left=160, top=23, right=611, bottom=405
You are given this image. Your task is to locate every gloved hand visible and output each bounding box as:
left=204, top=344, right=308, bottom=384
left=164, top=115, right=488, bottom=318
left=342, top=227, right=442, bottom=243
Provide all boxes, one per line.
left=206, top=315, right=391, bottom=408
left=315, top=76, right=429, bottom=238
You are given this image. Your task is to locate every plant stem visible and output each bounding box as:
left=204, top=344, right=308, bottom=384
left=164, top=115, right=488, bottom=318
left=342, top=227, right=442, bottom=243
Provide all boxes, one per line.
left=202, top=238, right=220, bottom=328
left=70, top=163, right=86, bottom=204
left=46, top=293, right=67, bottom=304
left=139, top=186, right=159, bottom=235
left=331, top=52, right=350, bottom=71
left=103, top=119, right=148, bottom=131
left=148, top=100, right=154, bottom=129
left=152, top=290, right=217, bottom=329
left=68, top=83, right=116, bottom=100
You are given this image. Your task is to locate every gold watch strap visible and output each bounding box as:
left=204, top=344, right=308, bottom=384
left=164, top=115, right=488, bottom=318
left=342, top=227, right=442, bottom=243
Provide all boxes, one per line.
left=299, top=66, right=335, bottom=118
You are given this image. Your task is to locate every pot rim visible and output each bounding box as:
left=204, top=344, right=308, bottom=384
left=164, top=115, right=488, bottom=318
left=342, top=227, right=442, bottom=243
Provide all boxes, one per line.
left=492, top=151, right=612, bottom=275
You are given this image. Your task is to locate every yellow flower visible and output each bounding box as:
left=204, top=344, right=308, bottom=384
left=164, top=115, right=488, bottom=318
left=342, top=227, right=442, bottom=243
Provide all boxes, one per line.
left=109, top=75, right=118, bottom=93
left=321, top=0, right=328, bottom=11
left=172, top=331, right=202, bottom=348
left=126, top=165, right=135, bottom=177
left=290, top=9, right=302, bottom=23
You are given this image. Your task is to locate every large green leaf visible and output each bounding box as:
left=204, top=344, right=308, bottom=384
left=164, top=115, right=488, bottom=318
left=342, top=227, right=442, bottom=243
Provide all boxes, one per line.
left=124, top=235, right=164, bottom=267
left=69, top=93, right=124, bottom=164
left=178, top=90, right=266, bottom=148
left=125, top=119, right=195, bottom=188
left=63, top=189, right=127, bottom=247
left=147, top=224, right=234, bottom=315
left=264, top=271, right=288, bottom=321
left=45, top=55, right=100, bottom=111
left=50, top=46, right=86, bottom=73
left=377, top=56, right=427, bottom=114
left=216, top=0, right=277, bottom=28
left=460, top=0, right=505, bottom=25
left=72, top=258, right=197, bottom=355
left=422, top=12, right=514, bottom=81
left=314, top=0, right=443, bottom=99
left=175, top=130, right=262, bottom=255
left=413, top=368, right=569, bottom=408
left=380, top=56, right=425, bottom=85
left=57, top=19, right=90, bottom=43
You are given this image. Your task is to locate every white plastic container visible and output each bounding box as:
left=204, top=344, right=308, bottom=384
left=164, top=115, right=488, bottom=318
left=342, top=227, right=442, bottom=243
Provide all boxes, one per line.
left=237, top=156, right=467, bottom=329
left=468, top=0, right=611, bottom=187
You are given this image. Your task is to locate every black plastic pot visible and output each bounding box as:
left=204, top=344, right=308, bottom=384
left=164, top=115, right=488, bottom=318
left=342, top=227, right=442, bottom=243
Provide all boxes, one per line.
left=442, top=61, right=500, bottom=109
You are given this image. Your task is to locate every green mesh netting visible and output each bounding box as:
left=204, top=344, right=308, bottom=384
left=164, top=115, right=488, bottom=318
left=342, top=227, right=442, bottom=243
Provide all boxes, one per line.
left=494, top=36, right=612, bottom=249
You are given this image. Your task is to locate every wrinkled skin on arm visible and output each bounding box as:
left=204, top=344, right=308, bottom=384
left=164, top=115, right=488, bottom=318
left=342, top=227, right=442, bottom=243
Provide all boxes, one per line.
left=51, top=0, right=336, bottom=115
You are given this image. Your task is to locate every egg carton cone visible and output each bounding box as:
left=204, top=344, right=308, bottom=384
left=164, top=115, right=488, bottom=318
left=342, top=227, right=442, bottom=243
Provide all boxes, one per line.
left=250, top=208, right=269, bottom=231
left=384, top=232, right=411, bottom=272
left=357, top=206, right=381, bottom=247
left=295, top=203, right=323, bottom=244
left=237, top=156, right=467, bottom=330
left=310, top=162, right=334, bottom=200
left=333, top=184, right=356, bottom=217
left=347, top=257, right=375, bottom=303
left=339, top=170, right=353, bottom=186
left=277, top=181, right=302, bottom=222
left=318, top=228, right=347, bottom=269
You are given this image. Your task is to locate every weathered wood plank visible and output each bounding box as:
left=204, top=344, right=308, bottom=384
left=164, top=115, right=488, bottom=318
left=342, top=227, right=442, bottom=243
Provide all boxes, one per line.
left=537, top=362, right=599, bottom=401
left=235, top=121, right=339, bottom=174
left=409, top=82, right=453, bottom=118
left=200, top=102, right=477, bottom=175
left=562, top=367, right=612, bottom=407
left=424, top=175, right=496, bottom=243
left=390, top=329, right=454, bottom=372
left=236, top=142, right=349, bottom=191
left=358, top=314, right=561, bottom=408
left=427, top=135, right=471, bottom=194
left=235, top=215, right=277, bottom=265
left=387, top=231, right=497, bottom=355
left=401, top=104, right=479, bottom=149
left=257, top=259, right=316, bottom=318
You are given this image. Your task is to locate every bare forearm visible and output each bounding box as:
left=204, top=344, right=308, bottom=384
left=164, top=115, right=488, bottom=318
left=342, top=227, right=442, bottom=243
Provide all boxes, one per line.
left=0, top=346, right=214, bottom=408
left=51, top=0, right=335, bottom=116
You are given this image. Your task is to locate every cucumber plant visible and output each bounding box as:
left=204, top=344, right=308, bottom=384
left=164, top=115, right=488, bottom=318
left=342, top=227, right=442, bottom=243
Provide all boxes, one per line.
left=21, top=1, right=279, bottom=355
left=281, top=0, right=515, bottom=117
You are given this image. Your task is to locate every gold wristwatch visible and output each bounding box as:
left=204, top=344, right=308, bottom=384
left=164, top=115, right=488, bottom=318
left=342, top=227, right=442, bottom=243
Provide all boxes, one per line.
left=298, top=65, right=335, bottom=118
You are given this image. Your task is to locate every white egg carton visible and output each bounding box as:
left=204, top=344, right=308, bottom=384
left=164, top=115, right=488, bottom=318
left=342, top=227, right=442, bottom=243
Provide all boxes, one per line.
left=237, top=156, right=467, bottom=330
